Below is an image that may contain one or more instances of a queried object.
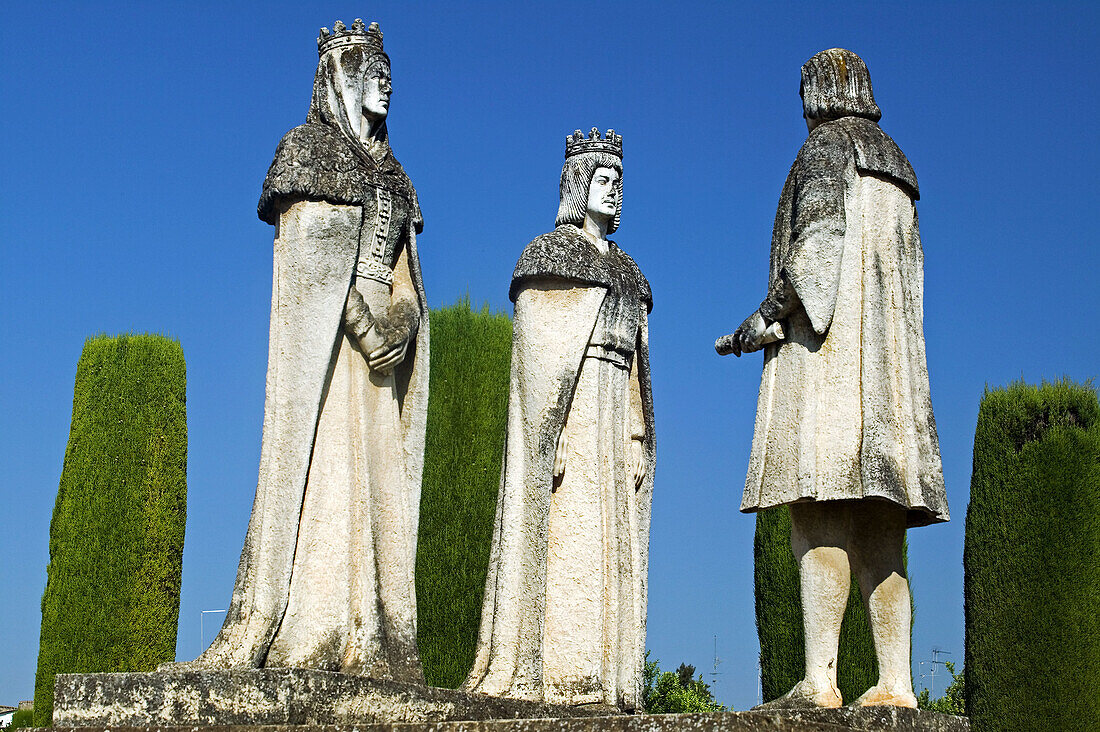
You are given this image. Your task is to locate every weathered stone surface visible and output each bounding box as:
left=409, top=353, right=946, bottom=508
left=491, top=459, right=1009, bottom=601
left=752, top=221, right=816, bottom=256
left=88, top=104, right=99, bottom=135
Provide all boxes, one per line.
left=465, top=131, right=656, bottom=710
left=52, top=670, right=613, bottom=727
left=509, top=226, right=651, bottom=308
left=716, top=47, right=946, bottom=709
left=179, top=17, right=432, bottom=681
left=760, top=707, right=968, bottom=731
left=45, top=707, right=967, bottom=731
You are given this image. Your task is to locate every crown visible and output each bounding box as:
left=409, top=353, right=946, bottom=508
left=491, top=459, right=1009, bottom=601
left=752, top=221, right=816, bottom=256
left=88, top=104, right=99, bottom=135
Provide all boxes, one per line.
left=564, top=127, right=623, bottom=160
left=317, top=19, right=385, bottom=57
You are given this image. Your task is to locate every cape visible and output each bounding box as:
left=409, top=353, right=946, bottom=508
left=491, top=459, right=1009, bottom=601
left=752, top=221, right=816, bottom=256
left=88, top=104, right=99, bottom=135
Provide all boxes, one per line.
left=509, top=225, right=652, bottom=311
left=180, top=129, right=430, bottom=669
left=257, top=122, right=422, bottom=231
left=743, top=116, right=947, bottom=527
left=465, top=225, right=655, bottom=705
left=771, top=116, right=917, bottom=334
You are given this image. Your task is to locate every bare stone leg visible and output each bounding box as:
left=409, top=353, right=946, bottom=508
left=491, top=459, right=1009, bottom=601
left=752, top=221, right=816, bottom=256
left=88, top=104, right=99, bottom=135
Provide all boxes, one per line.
left=759, top=502, right=848, bottom=708
left=849, top=502, right=916, bottom=708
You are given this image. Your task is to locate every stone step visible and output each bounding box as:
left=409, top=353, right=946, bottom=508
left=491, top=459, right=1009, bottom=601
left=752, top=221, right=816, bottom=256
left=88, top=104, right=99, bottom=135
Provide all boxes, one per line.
left=43, top=709, right=968, bottom=732
left=52, top=669, right=967, bottom=731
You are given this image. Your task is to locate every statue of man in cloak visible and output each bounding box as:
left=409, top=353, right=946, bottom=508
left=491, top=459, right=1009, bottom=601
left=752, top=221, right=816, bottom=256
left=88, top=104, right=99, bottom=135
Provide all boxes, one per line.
left=464, top=129, right=655, bottom=711
left=717, top=49, right=949, bottom=709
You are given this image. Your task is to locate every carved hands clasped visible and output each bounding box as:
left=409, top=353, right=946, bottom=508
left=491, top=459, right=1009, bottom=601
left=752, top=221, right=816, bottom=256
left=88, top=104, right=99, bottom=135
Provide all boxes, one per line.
left=345, top=289, right=418, bottom=374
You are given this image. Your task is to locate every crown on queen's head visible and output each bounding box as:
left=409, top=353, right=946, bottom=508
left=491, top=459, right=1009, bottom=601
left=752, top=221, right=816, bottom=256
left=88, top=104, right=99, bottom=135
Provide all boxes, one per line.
left=565, top=128, right=623, bottom=160
left=317, top=19, right=385, bottom=56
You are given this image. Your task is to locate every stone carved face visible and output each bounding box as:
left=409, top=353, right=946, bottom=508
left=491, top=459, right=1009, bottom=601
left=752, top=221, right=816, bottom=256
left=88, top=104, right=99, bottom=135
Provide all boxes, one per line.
left=362, top=60, right=392, bottom=122
left=586, top=167, right=620, bottom=222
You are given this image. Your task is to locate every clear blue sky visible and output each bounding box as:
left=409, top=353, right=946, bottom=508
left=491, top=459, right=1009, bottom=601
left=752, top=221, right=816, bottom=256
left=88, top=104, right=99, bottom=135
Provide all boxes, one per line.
left=2, top=1, right=1097, bottom=711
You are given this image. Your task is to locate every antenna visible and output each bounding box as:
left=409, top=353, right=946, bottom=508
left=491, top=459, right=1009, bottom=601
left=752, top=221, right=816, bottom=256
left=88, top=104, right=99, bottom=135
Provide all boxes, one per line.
left=709, top=635, right=722, bottom=698
left=924, top=647, right=951, bottom=698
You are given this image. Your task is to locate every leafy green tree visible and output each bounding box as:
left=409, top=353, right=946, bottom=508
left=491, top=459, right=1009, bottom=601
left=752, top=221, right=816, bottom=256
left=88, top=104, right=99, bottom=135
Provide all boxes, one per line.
left=643, top=655, right=724, bottom=713
left=8, top=707, right=34, bottom=729
left=676, top=663, right=696, bottom=688
left=643, top=651, right=660, bottom=705
left=917, top=661, right=965, bottom=715
left=33, top=334, right=187, bottom=726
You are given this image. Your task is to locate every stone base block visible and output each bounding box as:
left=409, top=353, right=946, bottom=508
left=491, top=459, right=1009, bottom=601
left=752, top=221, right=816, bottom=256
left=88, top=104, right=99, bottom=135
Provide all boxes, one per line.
left=757, top=707, right=968, bottom=731
left=52, top=669, right=615, bottom=727
left=52, top=670, right=968, bottom=730
left=46, top=707, right=967, bottom=732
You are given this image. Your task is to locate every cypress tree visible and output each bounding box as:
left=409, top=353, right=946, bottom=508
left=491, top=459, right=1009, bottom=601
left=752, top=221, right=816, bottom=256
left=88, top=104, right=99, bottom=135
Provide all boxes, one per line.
left=964, top=380, right=1100, bottom=730
left=34, top=334, right=187, bottom=726
left=755, top=505, right=909, bottom=703
left=416, top=299, right=512, bottom=687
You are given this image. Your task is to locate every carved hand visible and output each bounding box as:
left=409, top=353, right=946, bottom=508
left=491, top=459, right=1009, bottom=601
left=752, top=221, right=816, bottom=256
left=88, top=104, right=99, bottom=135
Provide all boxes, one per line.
left=367, top=299, right=419, bottom=375
left=345, top=287, right=382, bottom=357
left=553, top=429, right=568, bottom=480
left=357, top=325, right=386, bottom=360
left=631, top=438, right=646, bottom=489
left=368, top=336, right=409, bottom=374
left=733, top=311, right=768, bottom=355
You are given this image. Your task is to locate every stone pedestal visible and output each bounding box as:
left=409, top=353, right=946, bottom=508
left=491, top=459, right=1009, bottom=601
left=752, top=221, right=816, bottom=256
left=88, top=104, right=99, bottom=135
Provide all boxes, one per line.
left=51, top=669, right=968, bottom=730
left=52, top=669, right=614, bottom=727
left=759, top=707, right=968, bottom=731
left=45, top=707, right=967, bottom=732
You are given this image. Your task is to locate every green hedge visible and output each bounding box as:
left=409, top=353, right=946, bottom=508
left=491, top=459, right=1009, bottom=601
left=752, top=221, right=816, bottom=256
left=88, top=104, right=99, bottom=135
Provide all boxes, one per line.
left=34, top=334, right=187, bottom=726
left=964, top=380, right=1100, bottom=730
left=416, top=299, right=512, bottom=687
left=755, top=506, right=910, bottom=703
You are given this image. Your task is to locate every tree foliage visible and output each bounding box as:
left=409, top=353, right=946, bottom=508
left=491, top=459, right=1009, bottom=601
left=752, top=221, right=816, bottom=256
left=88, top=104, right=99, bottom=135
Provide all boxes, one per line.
left=964, top=380, right=1100, bottom=731
left=754, top=506, right=909, bottom=703
left=643, top=655, right=724, bottom=713
left=33, top=334, right=187, bottom=726
left=416, top=299, right=512, bottom=687
left=917, top=661, right=965, bottom=715
left=8, top=708, right=34, bottom=729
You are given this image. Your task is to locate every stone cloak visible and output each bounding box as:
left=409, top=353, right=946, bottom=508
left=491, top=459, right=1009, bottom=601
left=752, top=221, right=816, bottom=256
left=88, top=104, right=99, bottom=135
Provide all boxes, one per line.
left=741, top=117, right=947, bottom=527
left=464, top=225, right=655, bottom=707
left=182, top=138, right=430, bottom=670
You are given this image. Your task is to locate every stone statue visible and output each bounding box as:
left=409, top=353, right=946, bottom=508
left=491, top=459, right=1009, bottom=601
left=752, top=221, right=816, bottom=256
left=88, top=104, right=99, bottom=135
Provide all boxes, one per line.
left=716, top=49, right=948, bottom=708
left=463, top=129, right=655, bottom=711
left=177, top=19, right=429, bottom=681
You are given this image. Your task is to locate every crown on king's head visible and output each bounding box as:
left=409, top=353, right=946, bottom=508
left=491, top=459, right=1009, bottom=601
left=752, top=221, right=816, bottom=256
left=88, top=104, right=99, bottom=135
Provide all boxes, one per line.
left=317, top=18, right=385, bottom=56
left=565, top=128, right=624, bottom=160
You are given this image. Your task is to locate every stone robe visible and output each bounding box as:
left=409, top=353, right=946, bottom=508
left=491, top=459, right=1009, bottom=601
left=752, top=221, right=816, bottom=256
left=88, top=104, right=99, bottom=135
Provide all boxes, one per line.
left=742, top=116, right=948, bottom=527
left=464, top=225, right=655, bottom=710
left=184, top=40, right=430, bottom=680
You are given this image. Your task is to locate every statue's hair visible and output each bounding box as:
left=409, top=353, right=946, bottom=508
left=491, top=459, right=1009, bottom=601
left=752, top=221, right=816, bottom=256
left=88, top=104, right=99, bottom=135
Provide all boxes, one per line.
left=364, top=52, right=389, bottom=74
left=555, top=151, right=623, bottom=235
left=800, top=48, right=881, bottom=123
